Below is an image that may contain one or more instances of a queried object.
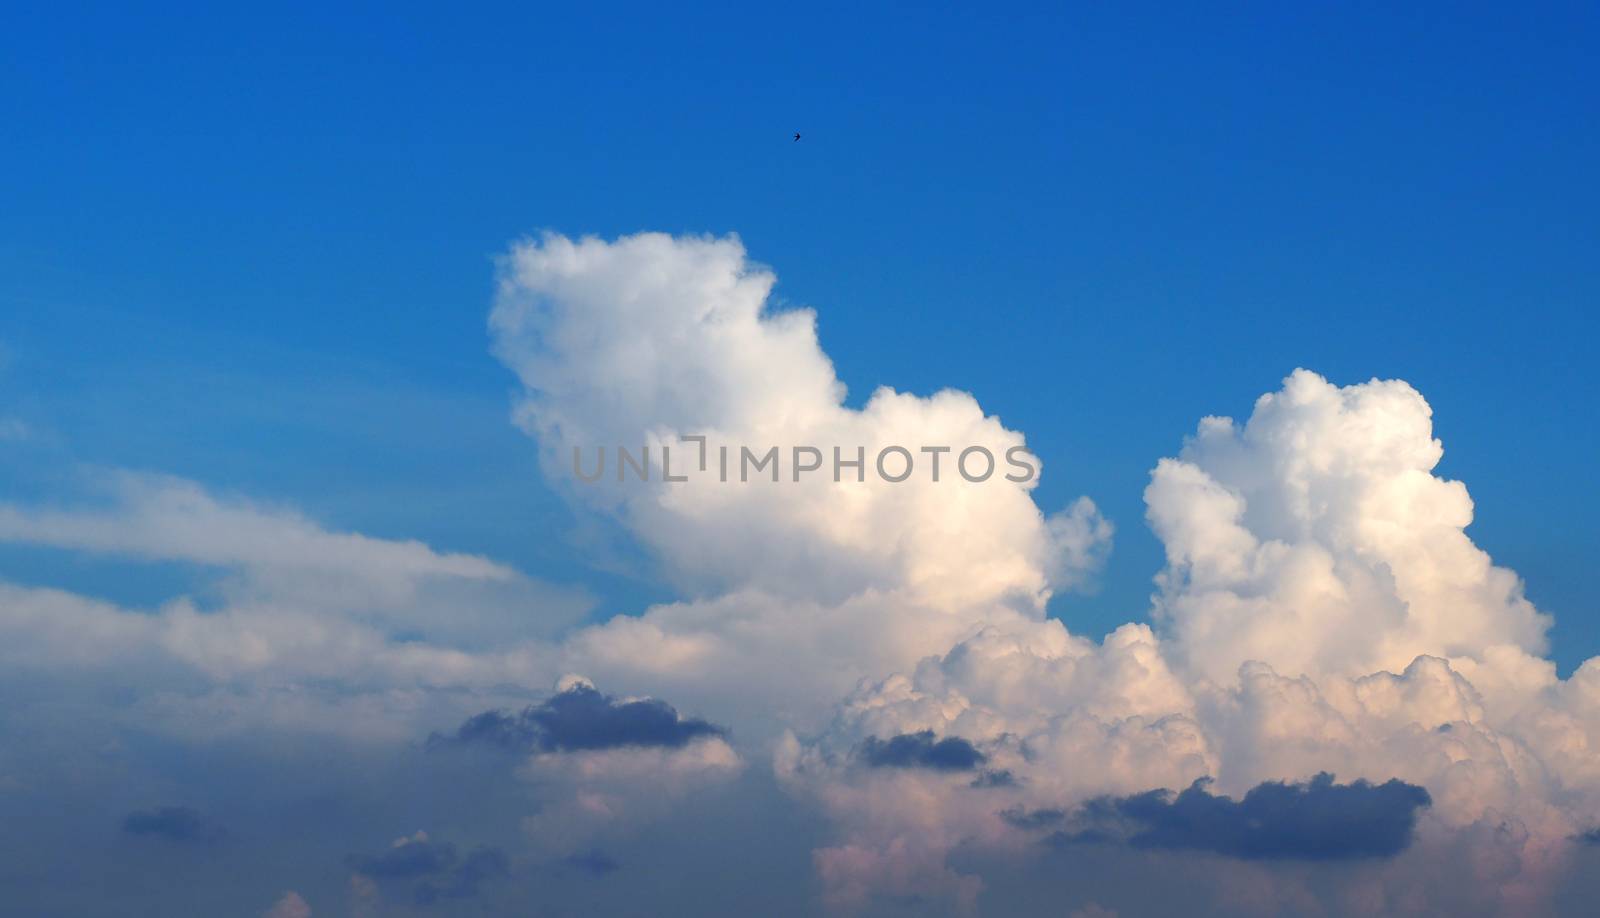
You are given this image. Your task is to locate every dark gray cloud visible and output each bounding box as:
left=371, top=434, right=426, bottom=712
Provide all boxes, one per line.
left=120, top=806, right=224, bottom=843
left=858, top=731, right=987, bottom=771
left=347, top=835, right=509, bottom=905
left=430, top=684, right=726, bottom=753
left=971, top=769, right=1018, bottom=788
left=1045, top=773, right=1431, bottom=860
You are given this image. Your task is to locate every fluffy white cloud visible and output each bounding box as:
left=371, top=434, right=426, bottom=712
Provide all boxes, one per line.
left=774, top=365, right=1597, bottom=914
left=490, top=233, right=1110, bottom=610
left=490, top=232, right=1111, bottom=731
left=1146, top=369, right=1549, bottom=685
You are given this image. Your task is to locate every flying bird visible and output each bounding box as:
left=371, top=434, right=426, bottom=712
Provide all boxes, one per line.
left=793, top=132, right=801, bottom=142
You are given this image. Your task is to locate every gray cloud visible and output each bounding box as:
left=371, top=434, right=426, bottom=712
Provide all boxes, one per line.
left=971, top=769, right=1018, bottom=788
left=857, top=731, right=987, bottom=771
left=1045, top=773, right=1431, bottom=861
left=430, top=683, right=726, bottom=754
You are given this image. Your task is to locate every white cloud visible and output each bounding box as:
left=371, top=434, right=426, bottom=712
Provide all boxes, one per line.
left=0, top=469, right=512, bottom=583
left=777, top=368, right=1598, bottom=912
left=490, top=232, right=1111, bottom=731
left=1146, top=369, right=1549, bottom=685
left=0, top=469, right=593, bottom=650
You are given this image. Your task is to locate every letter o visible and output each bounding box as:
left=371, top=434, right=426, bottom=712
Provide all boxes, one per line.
left=876, top=445, right=914, bottom=483
left=958, top=446, right=995, bottom=482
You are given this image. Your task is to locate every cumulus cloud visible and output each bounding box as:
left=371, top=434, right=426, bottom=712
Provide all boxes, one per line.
left=478, top=234, right=1600, bottom=912
left=8, top=231, right=1600, bottom=915
left=1145, top=369, right=1550, bottom=685
left=769, top=360, right=1598, bottom=912
left=490, top=232, right=1113, bottom=730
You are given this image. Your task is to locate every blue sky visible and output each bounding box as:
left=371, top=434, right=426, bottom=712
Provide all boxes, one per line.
left=5, top=1, right=1595, bottom=670
left=3, top=4, right=1600, bottom=915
